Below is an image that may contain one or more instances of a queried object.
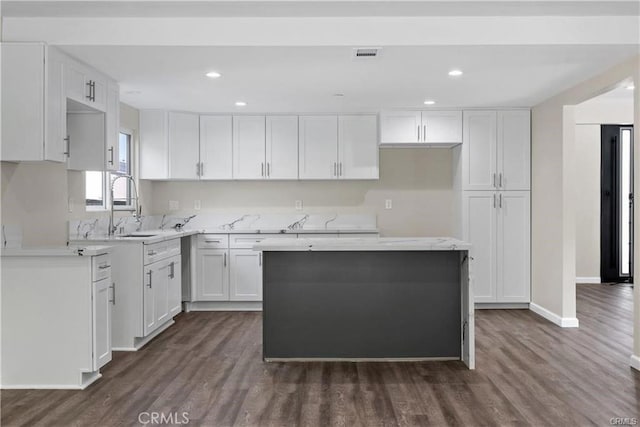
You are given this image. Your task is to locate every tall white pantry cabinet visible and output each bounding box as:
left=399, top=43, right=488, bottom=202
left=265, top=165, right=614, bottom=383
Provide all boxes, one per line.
left=459, top=110, right=531, bottom=305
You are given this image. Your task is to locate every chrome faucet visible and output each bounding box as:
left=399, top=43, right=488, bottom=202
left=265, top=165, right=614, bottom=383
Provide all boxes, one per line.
left=174, top=215, right=197, bottom=230
left=288, top=214, right=309, bottom=230
left=109, top=175, right=141, bottom=236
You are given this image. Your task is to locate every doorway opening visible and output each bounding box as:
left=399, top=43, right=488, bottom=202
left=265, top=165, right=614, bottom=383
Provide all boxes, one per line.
left=601, top=125, right=634, bottom=284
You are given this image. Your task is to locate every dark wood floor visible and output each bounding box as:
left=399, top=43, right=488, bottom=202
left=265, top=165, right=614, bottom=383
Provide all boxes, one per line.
left=2, top=284, right=639, bottom=426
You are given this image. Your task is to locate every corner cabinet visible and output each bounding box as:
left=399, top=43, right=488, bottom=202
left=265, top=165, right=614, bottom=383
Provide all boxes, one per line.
left=299, top=115, right=378, bottom=180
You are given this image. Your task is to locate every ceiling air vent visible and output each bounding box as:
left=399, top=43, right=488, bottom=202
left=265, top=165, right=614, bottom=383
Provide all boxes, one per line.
left=353, top=47, right=382, bottom=59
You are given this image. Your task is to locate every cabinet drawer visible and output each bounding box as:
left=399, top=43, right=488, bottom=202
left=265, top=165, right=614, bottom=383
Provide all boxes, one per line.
left=165, top=238, right=181, bottom=258
left=197, top=234, right=229, bottom=249
left=229, top=233, right=288, bottom=249
left=92, top=254, right=112, bottom=282
left=144, top=241, right=166, bottom=265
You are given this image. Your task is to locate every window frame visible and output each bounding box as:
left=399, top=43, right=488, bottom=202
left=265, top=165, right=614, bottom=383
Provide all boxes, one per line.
left=84, top=129, right=135, bottom=212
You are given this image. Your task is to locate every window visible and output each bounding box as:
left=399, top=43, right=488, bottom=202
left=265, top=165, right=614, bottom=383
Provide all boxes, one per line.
left=85, top=131, right=133, bottom=210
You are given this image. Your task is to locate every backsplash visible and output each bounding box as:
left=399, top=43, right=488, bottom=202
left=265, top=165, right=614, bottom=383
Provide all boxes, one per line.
left=68, top=212, right=377, bottom=240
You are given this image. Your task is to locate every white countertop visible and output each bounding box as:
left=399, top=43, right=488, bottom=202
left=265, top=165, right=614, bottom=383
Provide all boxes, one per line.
left=72, top=228, right=379, bottom=243
left=71, top=229, right=200, bottom=244
left=1, top=245, right=112, bottom=257
left=253, top=237, right=471, bottom=251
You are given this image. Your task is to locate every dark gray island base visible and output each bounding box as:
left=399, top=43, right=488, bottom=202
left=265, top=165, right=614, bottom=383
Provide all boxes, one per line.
left=255, top=238, right=474, bottom=368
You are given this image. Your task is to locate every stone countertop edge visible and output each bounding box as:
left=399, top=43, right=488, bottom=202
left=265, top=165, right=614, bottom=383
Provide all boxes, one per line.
left=1, top=245, right=112, bottom=257
left=252, top=237, right=472, bottom=252
left=71, top=228, right=380, bottom=244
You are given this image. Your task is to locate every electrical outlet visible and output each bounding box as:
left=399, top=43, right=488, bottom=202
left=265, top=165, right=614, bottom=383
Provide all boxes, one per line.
left=169, top=200, right=180, bottom=211
left=295, top=200, right=303, bottom=210
left=385, top=199, right=392, bottom=210
left=194, top=200, right=201, bottom=210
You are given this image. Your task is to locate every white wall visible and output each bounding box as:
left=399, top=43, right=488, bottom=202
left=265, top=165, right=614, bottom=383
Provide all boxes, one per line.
left=531, top=55, right=638, bottom=335
left=573, top=95, right=634, bottom=281
left=150, top=148, right=455, bottom=237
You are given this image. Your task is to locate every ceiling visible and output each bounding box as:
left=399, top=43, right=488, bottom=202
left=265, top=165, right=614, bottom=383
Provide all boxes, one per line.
left=59, top=44, right=638, bottom=113
left=4, top=1, right=639, bottom=17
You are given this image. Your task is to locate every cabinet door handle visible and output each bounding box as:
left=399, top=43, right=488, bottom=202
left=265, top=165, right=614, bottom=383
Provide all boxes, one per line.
left=110, top=282, right=116, bottom=305
left=196, top=162, right=200, bottom=176
left=200, top=162, right=204, bottom=177
left=423, top=125, right=426, bottom=142
left=108, top=147, right=114, bottom=165
left=492, top=173, right=496, bottom=188
left=169, top=261, right=175, bottom=279
left=261, top=163, right=265, bottom=177
left=259, top=252, right=262, bottom=266
left=205, top=239, right=221, bottom=243
left=99, top=264, right=111, bottom=269
left=267, top=162, right=270, bottom=177
left=339, top=162, right=343, bottom=177
left=91, top=81, right=96, bottom=102
left=499, top=173, right=503, bottom=188
left=493, top=194, right=497, bottom=208
left=223, top=252, right=227, bottom=267
left=86, top=80, right=93, bottom=100
left=64, top=135, right=71, bottom=157
left=499, top=194, right=503, bottom=208
left=417, top=125, right=420, bottom=142
left=147, top=270, right=152, bottom=288
left=148, top=250, right=157, bottom=256
left=334, top=162, right=337, bottom=176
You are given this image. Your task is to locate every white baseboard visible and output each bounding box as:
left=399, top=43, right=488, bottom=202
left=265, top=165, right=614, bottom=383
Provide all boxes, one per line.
left=475, top=303, right=529, bottom=309
left=530, top=303, right=580, bottom=328
left=631, top=355, right=640, bottom=371
left=576, top=277, right=601, bottom=284
left=185, top=301, right=263, bottom=311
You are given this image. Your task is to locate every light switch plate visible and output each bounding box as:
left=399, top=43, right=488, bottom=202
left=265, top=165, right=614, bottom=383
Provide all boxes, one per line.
left=385, top=199, right=392, bottom=209
left=194, top=200, right=201, bottom=210
left=169, top=200, right=180, bottom=211
left=295, top=200, right=303, bottom=210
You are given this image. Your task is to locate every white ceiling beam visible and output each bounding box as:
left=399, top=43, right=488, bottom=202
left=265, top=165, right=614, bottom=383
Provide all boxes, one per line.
left=3, top=16, right=639, bottom=46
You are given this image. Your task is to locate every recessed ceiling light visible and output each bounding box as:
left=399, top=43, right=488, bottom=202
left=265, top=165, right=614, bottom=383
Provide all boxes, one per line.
left=235, top=101, right=247, bottom=107
left=626, top=84, right=635, bottom=90
left=423, top=100, right=436, bottom=105
left=448, top=69, right=463, bottom=77
left=206, top=71, right=222, bottom=79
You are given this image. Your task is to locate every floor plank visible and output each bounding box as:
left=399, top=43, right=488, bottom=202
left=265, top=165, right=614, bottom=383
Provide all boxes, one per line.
left=2, top=284, right=639, bottom=426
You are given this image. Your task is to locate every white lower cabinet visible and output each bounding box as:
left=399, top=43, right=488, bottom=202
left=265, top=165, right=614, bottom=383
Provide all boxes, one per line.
left=144, top=255, right=181, bottom=336
left=196, top=249, right=229, bottom=301
left=462, top=191, right=530, bottom=304
left=1, top=249, right=113, bottom=389
left=92, top=278, right=113, bottom=370
left=229, top=249, right=263, bottom=301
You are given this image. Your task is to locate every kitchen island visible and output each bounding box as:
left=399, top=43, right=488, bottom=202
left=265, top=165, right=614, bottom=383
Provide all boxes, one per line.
left=254, top=237, right=474, bottom=368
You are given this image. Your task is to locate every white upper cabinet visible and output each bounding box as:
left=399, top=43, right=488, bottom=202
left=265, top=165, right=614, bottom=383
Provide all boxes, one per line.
left=140, top=110, right=169, bottom=179
left=233, top=116, right=266, bottom=180
left=462, top=110, right=530, bottom=191
left=105, top=83, right=120, bottom=172
left=497, top=110, right=531, bottom=191
left=266, top=116, right=299, bottom=179
left=422, top=111, right=463, bottom=143
left=200, top=115, right=232, bottom=180
left=380, top=110, right=462, bottom=147
left=463, top=111, right=497, bottom=190
left=338, top=115, right=379, bottom=180
left=299, top=115, right=339, bottom=179
left=65, top=57, right=107, bottom=112
left=66, top=112, right=105, bottom=171
left=380, top=111, right=421, bottom=143
left=168, top=112, right=200, bottom=179
left=1, top=43, right=67, bottom=162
